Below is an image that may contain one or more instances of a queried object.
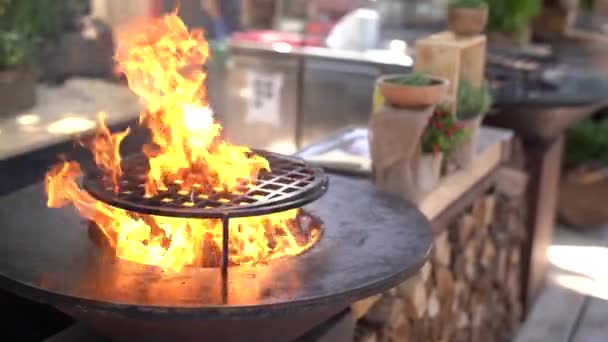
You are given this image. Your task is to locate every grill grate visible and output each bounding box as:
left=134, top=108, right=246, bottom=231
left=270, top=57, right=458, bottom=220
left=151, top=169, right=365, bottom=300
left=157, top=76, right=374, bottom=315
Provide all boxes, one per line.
left=83, top=151, right=328, bottom=219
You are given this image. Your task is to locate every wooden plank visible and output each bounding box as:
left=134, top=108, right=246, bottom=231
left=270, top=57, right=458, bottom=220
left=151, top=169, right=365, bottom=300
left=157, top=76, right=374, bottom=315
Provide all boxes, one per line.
left=460, top=37, right=487, bottom=87
left=414, top=31, right=487, bottom=112
left=415, top=42, right=462, bottom=106
left=514, top=282, right=586, bottom=342
left=354, top=325, right=378, bottom=342
left=364, top=296, right=404, bottom=327
left=352, top=295, right=383, bottom=321
left=572, top=297, right=608, bottom=342
left=496, top=167, right=529, bottom=199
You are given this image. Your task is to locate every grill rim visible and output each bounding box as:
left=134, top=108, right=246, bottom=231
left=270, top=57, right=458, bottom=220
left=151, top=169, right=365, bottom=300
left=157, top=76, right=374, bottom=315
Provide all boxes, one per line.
left=0, top=175, right=433, bottom=319
left=82, top=150, right=329, bottom=219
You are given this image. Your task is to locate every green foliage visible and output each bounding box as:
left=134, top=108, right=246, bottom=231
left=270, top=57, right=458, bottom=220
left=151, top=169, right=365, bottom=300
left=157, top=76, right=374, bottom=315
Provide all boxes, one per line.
left=455, top=80, right=493, bottom=120
left=448, top=0, right=488, bottom=9
left=581, top=0, right=593, bottom=10
left=0, top=31, right=33, bottom=68
left=486, top=0, right=541, bottom=34
left=422, top=107, right=470, bottom=155
left=564, top=117, right=608, bottom=168
left=0, top=0, right=63, bottom=69
left=388, top=72, right=434, bottom=86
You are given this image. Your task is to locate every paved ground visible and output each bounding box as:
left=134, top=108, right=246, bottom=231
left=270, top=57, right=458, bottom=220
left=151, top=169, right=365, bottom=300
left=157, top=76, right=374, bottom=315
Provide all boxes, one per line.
left=516, top=225, right=608, bottom=342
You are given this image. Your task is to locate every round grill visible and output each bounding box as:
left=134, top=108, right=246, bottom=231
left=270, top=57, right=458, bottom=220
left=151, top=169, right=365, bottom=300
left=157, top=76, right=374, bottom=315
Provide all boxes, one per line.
left=83, top=150, right=328, bottom=218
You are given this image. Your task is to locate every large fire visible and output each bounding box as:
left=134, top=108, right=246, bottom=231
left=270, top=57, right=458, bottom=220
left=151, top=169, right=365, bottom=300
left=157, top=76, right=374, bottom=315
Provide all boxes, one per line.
left=45, top=13, right=319, bottom=271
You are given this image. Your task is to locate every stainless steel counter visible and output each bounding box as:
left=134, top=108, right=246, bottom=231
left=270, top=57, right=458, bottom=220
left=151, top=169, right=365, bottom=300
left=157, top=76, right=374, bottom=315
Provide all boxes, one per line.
left=296, top=125, right=513, bottom=177
left=228, top=41, right=413, bottom=67
left=221, top=41, right=412, bottom=154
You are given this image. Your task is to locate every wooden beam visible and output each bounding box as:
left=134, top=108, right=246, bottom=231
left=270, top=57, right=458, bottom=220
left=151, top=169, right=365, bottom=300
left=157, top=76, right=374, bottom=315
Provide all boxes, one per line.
left=521, top=137, right=564, bottom=307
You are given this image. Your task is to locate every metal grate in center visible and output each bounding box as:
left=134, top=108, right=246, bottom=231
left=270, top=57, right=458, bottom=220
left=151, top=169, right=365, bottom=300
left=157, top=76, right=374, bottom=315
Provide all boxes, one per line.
left=82, top=151, right=328, bottom=219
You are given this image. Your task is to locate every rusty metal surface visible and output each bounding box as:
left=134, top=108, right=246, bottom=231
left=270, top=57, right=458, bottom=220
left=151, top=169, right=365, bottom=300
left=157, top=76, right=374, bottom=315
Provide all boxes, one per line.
left=0, top=175, right=432, bottom=319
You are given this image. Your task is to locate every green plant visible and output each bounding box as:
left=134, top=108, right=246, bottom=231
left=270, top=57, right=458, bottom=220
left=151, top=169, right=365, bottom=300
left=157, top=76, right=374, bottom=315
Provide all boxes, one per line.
left=0, top=31, right=35, bottom=68
left=0, top=0, right=63, bottom=69
left=581, top=0, right=593, bottom=10
left=486, top=0, right=541, bottom=34
left=422, top=106, right=469, bottom=155
left=564, top=117, right=608, bottom=168
left=388, top=72, right=435, bottom=86
left=449, top=0, right=488, bottom=9
left=455, top=79, right=493, bottom=120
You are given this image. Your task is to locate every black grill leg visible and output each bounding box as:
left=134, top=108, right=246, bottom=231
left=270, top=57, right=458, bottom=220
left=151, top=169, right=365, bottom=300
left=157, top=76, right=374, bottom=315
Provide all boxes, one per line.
left=221, top=216, right=229, bottom=303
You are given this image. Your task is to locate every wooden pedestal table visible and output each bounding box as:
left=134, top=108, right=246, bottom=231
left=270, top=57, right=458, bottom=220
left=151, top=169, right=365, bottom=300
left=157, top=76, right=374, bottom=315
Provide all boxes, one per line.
left=486, top=100, right=601, bottom=307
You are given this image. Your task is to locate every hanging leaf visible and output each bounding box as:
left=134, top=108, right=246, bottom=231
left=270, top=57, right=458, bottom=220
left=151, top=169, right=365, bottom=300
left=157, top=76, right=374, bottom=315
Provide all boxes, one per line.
left=0, top=0, right=63, bottom=69
left=422, top=107, right=470, bottom=155
left=486, top=0, right=541, bottom=34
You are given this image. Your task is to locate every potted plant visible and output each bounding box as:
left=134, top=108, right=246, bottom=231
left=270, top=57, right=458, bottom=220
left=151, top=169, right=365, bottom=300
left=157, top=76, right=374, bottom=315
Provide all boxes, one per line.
left=486, top=0, right=541, bottom=46
left=532, top=0, right=580, bottom=40
left=447, top=0, right=489, bottom=36
left=453, top=79, right=493, bottom=167
left=377, top=72, right=449, bottom=109
left=0, top=30, right=37, bottom=117
left=418, top=107, right=469, bottom=192
left=0, top=0, right=62, bottom=117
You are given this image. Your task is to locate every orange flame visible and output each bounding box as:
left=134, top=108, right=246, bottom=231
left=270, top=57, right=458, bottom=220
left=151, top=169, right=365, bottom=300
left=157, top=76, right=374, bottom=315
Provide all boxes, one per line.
left=46, top=162, right=319, bottom=271
left=88, top=112, right=130, bottom=192
left=115, top=13, right=268, bottom=195
left=44, top=13, right=320, bottom=271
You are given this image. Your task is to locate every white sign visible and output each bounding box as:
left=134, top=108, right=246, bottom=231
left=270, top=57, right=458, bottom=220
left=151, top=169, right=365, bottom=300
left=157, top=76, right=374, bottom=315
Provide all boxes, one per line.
left=245, top=71, right=283, bottom=127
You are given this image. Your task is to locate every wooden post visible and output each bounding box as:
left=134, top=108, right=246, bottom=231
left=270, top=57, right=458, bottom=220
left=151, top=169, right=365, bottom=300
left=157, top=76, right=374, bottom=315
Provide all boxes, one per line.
left=521, top=137, right=564, bottom=307
left=414, top=32, right=487, bottom=112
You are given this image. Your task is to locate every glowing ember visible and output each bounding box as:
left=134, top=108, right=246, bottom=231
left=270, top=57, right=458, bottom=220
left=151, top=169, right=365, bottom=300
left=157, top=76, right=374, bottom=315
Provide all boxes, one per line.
left=44, top=13, right=320, bottom=271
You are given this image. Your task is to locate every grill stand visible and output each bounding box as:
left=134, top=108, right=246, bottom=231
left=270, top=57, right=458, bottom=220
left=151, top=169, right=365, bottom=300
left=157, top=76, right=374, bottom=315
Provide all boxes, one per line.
left=84, top=151, right=329, bottom=303
left=221, top=215, right=229, bottom=303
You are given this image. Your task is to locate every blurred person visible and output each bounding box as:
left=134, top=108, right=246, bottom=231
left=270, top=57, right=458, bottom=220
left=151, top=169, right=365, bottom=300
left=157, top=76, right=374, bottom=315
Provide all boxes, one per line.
left=200, top=0, right=241, bottom=39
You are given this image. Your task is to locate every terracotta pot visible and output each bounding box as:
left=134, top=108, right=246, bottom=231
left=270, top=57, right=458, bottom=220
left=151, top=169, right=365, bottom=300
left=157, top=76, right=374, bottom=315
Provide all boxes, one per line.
left=0, top=68, right=36, bottom=118
left=558, top=165, right=608, bottom=229
left=377, top=74, right=449, bottom=109
left=448, top=5, right=488, bottom=36
left=532, top=6, right=578, bottom=40
left=416, top=152, right=444, bottom=193
left=452, top=115, right=483, bottom=169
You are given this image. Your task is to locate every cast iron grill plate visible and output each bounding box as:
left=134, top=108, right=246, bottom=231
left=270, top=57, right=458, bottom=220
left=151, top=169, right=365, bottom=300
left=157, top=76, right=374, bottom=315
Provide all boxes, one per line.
left=83, top=150, right=328, bottom=218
